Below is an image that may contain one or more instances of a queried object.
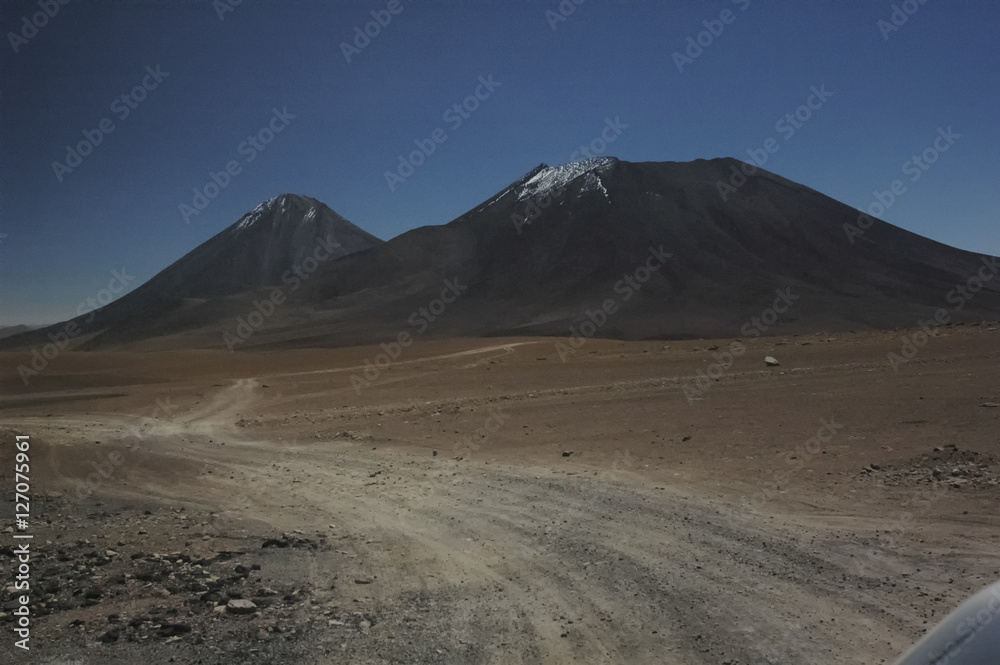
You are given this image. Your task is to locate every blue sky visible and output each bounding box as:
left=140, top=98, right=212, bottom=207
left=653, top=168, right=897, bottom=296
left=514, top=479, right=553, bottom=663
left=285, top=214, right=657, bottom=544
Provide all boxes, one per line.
left=1, top=0, right=998, bottom=325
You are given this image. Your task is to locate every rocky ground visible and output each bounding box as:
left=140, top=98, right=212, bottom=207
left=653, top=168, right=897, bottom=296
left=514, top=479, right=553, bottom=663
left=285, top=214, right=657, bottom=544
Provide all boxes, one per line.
left=860, top=444, right=1000, bottom=490
left=1, top=325, right=999, bottom=664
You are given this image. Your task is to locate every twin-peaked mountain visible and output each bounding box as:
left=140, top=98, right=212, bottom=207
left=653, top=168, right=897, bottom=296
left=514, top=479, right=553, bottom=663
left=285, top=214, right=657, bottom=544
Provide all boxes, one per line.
left=4, top=157, right=999, bottom=351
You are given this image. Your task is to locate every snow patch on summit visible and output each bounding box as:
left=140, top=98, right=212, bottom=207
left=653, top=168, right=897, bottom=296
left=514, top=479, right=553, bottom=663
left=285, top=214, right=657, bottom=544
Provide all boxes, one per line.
left=233, top=195, right=322, bottom=233
left=234, top=197, right=277, bottom=232
left=517, top=157, right=617, bottom=201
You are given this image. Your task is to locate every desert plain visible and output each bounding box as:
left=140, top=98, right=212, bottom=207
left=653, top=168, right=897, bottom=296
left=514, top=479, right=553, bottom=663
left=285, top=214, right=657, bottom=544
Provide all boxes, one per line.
left=1, top=323, right=998, bottom=664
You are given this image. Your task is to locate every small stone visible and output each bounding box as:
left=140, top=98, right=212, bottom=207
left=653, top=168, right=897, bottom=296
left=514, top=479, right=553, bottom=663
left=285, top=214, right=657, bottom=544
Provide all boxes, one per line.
left=359, top=620, right=371, bottom=634
left=764, top=356, right=780, bottom=366
left=159, top=623, right=191, bottom=637
left=99, top=628, right=121, bottom=643
left=226, top=599, right=258, bottom=615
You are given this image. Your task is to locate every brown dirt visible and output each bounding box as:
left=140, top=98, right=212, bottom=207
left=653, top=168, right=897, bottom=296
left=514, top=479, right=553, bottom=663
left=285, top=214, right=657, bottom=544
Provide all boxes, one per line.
left=1, top=323, right=998, bottom=663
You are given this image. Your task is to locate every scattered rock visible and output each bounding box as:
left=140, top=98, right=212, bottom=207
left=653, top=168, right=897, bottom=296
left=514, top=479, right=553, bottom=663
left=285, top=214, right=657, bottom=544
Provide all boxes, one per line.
left=861, top=448, right=999, bottom=490
left=764, top=356, right=780, bottom=366
left=98, top=628, right=120, bottom=643
left=226, top=599, right=258, bottom=615
left=159, top=622, right=191, bottom=637
left=261, top=535, right=318, bottom=550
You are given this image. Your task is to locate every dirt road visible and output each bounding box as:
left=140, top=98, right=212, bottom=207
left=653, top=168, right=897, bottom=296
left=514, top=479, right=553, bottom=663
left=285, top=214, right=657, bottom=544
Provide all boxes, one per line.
left=2, top=329, right=998, bottom=663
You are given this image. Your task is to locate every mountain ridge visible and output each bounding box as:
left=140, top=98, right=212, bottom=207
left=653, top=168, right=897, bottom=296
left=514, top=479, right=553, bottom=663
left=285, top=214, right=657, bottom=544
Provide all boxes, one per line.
left=3, top=157, right=998, bottom=352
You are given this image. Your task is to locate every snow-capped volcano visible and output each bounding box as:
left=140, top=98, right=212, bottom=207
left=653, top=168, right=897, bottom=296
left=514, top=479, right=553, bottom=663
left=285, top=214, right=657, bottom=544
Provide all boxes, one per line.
left=131, top=193, right=382, bottom=300
left=517, top=157, right=617, bottom=201
left=6, top=156, right=999, bottom=352
left=234, top=194, right=323, bottom=233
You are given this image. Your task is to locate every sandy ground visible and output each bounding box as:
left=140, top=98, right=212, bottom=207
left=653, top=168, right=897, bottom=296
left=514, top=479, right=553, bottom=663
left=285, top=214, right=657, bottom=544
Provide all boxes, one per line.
left=1, top=323, right=999, bottom=664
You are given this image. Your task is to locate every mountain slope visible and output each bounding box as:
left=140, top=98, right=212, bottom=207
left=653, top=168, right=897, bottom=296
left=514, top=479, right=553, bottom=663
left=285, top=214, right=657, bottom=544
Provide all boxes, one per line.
left=0, top=194, right=381, bottom=350
left=4, top=159, right=998, bottom=351
left=283, top=156, right=1000, bottom=344
left=140, top=193, right=382, bottom=299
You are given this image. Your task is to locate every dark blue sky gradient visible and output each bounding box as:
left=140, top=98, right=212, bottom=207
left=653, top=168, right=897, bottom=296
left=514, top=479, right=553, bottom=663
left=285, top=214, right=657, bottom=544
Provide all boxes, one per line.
left=2, top=0, right=998, bottom=324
